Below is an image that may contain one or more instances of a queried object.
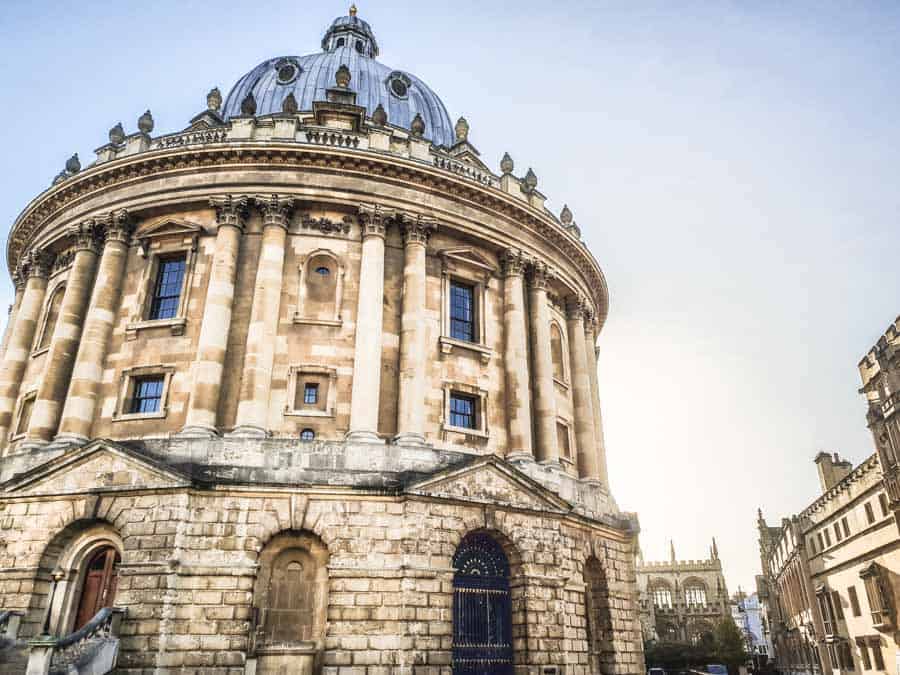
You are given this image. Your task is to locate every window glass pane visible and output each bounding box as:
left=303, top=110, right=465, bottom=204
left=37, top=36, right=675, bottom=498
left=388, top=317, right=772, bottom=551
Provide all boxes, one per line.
left=300, top=429, right=315, bottom=441
left=304, top=383, right=318, bottom=405
left=130, top=376, right=164, bottom=414
left=149, top=256, right=186, bottom=320
left=449, top=281, right=475, bottom=342
left=449, top=394, right=476, bottom=429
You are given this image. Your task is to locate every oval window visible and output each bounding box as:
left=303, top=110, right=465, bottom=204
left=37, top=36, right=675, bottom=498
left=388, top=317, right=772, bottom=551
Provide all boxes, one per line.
left=387, top=72, right=411, bottom=99
left=275, top=59, right=300, bottom=85
left=315, top=266, right=330, bottom=276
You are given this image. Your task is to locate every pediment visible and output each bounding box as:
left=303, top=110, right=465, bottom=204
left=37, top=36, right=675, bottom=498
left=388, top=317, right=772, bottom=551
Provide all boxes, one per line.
left=407, top=455, right=571, bottom=512
left=439, top=247, right=497, bottom=275
left=1, top=440, right=191, bottom=496
left=135, top=218, right=204, bottom=242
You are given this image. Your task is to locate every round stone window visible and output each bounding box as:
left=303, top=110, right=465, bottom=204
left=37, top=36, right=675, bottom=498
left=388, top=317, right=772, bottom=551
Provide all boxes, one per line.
left=387, top=72, right=410, bottom=99
left=300, top=429, right=315, bottom=441
left=275, top=59, right=300, bottom=85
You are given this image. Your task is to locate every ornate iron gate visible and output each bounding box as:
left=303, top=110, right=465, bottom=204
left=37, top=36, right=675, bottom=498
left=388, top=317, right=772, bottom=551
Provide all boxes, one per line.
left=452, top=532, right=513, bottom=675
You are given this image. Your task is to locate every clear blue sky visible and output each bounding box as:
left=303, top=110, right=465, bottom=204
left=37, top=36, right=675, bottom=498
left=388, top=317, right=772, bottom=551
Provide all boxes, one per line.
left=1, top=1, right=898, bottom=592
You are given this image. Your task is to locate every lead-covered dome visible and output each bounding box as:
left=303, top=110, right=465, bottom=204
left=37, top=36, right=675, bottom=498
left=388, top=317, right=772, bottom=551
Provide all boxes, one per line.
left=222, top=8, right=455, bottom=146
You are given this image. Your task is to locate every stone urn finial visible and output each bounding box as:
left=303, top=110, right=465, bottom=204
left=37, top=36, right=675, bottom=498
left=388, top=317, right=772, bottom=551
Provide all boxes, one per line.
left=455, top=116, right=469, bottom=143
left=241, top=93, right=257, bottom=116
left=524, top=167, right=538, bottom=192
left=65, top=153, right=81, bottom=174
left=336, top=64, right=352, bottom=88
left=560, top=204, right=573, bottom=225
left=500, top=152, right=514, bottom=174
left=282, top=93, right=298, bottom=114
left=109, top=122, right=125, bottom=145
left=207, top=87, right=222, bottom=112
left=410, top=113, right=425, bottom=138
left=372, top=103, right=387, bottom=126
left=138, top=110, right=154, bottom=134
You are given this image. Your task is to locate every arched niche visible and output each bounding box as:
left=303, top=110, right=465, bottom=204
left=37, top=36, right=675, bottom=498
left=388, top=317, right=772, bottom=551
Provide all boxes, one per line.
left=250, top=531, right=329, bottom=675
left=34, top=282, right=65, bottom=353
left=26, top=520, right=123, bottom=638
left=550, top=321, right=567, bottom=384
left=584, top=556, right=615, bottom=674
left=294, top=251, right=345, bottom=326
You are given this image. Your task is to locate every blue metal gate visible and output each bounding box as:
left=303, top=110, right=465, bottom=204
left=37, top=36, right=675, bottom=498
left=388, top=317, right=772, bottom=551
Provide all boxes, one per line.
left=452, top=532, right=513, bottom=675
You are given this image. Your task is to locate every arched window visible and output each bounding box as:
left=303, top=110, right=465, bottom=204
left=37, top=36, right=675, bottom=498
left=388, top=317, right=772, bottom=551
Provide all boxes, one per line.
left=253, top=531, right=329, bottom=663
left=296, top=252, right=343, bottom=324
left=37, top=284, right=65, bottom=351
left=684, top=583, right=707, bottom=607
left=452, top=532, right=513, bottom=673
left=550, top=322, right=566, bottom=382
left=584, top=557, right=615, bottom=674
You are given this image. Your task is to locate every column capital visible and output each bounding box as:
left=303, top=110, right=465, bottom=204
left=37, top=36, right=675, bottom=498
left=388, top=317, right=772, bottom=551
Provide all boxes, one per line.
left=526, top=259, right=555, bottom=290
left=210, top=195, right=250, bottom=231
left=69, top=220, right=103, bottom=255
left=103, top=209, right=134, bottom=246
left=399, top=212, right=437, bottom=246
left=254, top=194, right=296, bottom=230
left=21, top=249, right=53, bottom=280
left=565, top=294, right=589, bottom=322
left=11, top=268, right=24, bottom=291
left=500, top=248, right=527, bottom=277
left=357, top=203, right=394, bottom=239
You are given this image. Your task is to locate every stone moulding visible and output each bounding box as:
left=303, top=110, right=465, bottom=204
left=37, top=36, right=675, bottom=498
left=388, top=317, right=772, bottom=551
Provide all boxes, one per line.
left=8, top=143, right=609, bottom=329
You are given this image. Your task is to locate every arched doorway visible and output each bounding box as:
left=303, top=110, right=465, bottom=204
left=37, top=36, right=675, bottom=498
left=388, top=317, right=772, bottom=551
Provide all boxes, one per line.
left=73, top=546, right=120, bottom=630
left=452, top=531, right=513, bottom=675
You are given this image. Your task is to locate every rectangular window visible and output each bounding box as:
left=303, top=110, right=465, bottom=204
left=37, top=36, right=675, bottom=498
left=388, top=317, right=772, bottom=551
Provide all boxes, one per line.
left=818, top=592, right=835, bottom=636
left=129, top=376, right=164, bottom=414
left=835, top=522, right=843, bottom=542
left=842, top=517, right=850, bottom=538
left=818, top=532, right=825, bottom=550
left=869, top=639, right=884, bottom=670
left=824, top=529, right=832, bottom=547
left=832, top=590, right=845, bottom=620
left=849, top=586, right=862, bottom=617
left=809, top=537, right=817, bottom=554
left=879, top=493, right=889, bottom=518
left=15, top=395, right=34, bottom=437
left=865, top=502, right=876, bottom=524
left=556, top=422, right=571, bottom=460
left=449, top=281, right=476, bottom=342
left=861, top=565, right=893, bottom=628
left=449, top=393, right=477, bottom=429
left=840, top=642, right=855, bottom=671
left=149, top=255, right=186, bottom=320
left=303, top=383, right=319, bottom=405
left=856, top=638, right=871, bottom=670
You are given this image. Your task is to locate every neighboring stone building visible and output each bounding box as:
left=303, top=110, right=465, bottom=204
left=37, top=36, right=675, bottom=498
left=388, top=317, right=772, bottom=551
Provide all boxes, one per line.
left=730, top=590, right=773, bottom=666
left=757, top=451, right=900, bottom=675
left=0, top=7, right=646, bottom=675
left=636, top=542, right=730, bottom=645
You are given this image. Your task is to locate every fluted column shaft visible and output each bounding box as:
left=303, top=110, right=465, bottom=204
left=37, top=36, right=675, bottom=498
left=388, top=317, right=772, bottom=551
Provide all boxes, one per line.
left=182, top=196, right=247, bottom=435
left=584, top=320, right=610, bottom=488
left=528, top=262, right=559, bottom=464
left=28, top=224, right=102, bottom=442
left=347, top=206, right=388, bottom=443
left=234, top=196, right=294, bottom=435
left=0, top=281, right=25, bottom=361
left=0, top=253, right=50, bottom=447
left=566, top=297, right=599, bottom=480
left=501, top=249, right=533, bottom=459
left=57, top=212, right=133, bottom=442
left=394, top=216, right=433, bottom=445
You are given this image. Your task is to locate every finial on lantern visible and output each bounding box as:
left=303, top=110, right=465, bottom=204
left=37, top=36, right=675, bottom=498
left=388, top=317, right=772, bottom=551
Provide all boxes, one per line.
left=349, top=4, right=358, bottom=16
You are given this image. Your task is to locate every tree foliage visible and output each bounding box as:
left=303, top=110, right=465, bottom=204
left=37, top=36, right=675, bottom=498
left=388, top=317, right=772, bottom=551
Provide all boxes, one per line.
left=644, top=618, right=749, bottom=674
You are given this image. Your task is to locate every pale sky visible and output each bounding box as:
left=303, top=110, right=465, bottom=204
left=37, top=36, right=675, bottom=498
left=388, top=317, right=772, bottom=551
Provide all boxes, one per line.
left=1, top=1, right=898, bottom=593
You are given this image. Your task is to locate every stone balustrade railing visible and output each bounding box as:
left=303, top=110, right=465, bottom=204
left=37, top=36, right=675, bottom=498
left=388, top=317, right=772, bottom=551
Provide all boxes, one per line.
left=25, top=607, right=125, bottom=675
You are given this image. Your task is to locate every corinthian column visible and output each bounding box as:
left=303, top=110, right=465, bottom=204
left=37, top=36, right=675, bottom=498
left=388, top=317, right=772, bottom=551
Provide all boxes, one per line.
left=394, top=214, right=435, bottom=446
left=181, top=196, right=248, bottom=436
left=27, top=222, right=102, bottom=443
left=232, top=195, right=294, bottom=436
left=527, top=261, right=559, bottom=464
left=584, top=316, right=610, bottom=488
left=501, top=249, right=533, bottom=460
left=0, top=273, right=25, bottom=361
left=347, top=204, right=389, bottom=443
left=0, top=251, right=51, bottom=448
left=565, top=296, right=599, bottom=480
left=56, top=211, right=133, bottom=444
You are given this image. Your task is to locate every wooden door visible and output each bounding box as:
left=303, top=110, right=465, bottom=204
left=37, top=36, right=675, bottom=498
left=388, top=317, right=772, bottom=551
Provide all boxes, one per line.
left=74, top=546, right=120, bottom=630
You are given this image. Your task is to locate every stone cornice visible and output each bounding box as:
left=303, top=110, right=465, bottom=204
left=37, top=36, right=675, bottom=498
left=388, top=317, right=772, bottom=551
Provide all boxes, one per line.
left=7, top=143, right=609, bottom=328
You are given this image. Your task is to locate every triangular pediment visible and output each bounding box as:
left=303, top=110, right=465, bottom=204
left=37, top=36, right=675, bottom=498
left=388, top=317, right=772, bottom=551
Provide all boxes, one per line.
left=135, top=218, right=203, bottom=242
left=406, top=455, right=571, bottom=512
left=1, top=439, right=191, bottom=496
left=439, top=247, right=497, bottom=275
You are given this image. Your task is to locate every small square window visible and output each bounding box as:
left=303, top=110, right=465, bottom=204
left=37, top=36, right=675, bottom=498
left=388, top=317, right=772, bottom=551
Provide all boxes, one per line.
left=129, top=376, right=165, bottom=414
left=449, top=393, right=477, bottom=430
left=300, top=428, right=315, bottom=441
left=303, top=383, right=319, bottom=405
left=449, top=281, right=476, bottom=342
left=148, top=255, right=186, bottom=320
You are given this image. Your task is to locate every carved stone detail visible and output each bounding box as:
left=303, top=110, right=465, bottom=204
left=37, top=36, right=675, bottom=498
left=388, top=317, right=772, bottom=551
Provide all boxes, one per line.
left=500, top=248, right=527, bottom=278
left=399, top=213, right=436, bottom=246
left=357, top=204, right=394, bottom=239
left=254, top=194, right=296, bottom=230
left=527, top=259, right=554, bottom=290
left=300, top=214, right=352, bottom=236
left=69, top=220, right=103, bottom=255
left=210, top=195, right=250, bottom=231
left=565, top=295, right=588, bottom=321
left=104, top=209, right=134, bottom=245
left=20, top=249, right=52, bottom=280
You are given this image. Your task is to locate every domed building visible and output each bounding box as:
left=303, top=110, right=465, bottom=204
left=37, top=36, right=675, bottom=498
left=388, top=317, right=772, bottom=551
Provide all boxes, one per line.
left=0, top=7, right=644, bottom=675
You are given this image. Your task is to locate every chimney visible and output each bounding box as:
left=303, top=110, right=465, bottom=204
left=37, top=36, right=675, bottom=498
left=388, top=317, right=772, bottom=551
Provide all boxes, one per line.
left=815, top=452, right=853, bottom=492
